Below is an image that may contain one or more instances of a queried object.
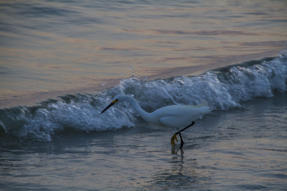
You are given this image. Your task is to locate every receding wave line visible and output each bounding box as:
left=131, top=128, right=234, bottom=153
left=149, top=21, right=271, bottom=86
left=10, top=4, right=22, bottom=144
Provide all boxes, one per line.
left=0, top=53, right=286, bottom=141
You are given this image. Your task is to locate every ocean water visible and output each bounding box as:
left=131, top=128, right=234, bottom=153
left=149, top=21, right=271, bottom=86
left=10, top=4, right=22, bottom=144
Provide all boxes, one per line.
left=0, top=0, right=287, bottom=107
left=0, top=54, right=287, bottom=191
left=1, top=0, right=287, bottom=190
left=0, top=93, right=287, bottom=191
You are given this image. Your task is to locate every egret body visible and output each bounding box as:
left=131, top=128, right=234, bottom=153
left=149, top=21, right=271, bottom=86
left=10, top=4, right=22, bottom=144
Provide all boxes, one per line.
left=101, top=95, right=210, bottom=128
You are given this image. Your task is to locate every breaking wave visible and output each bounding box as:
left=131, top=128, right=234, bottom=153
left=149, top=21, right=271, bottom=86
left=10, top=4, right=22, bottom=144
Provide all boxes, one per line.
left=0, top=53, right=286, bottom=141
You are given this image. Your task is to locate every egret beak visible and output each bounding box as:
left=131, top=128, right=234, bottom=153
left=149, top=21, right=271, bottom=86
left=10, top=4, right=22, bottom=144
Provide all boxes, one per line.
left=101, top=99, right=118, bottom=114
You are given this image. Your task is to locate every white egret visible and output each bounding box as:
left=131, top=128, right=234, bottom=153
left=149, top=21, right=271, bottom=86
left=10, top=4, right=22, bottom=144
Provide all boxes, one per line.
left=101, top=95, right=210, bottom=151
left=101, top=95, right=210, bottom=127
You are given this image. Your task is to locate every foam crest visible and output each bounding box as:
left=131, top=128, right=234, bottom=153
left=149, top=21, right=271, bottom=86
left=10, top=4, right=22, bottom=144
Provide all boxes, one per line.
left=0, top=53, right=286, bottom=141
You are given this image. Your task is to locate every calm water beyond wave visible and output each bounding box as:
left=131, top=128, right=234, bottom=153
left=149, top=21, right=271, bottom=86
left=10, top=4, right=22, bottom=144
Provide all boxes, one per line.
left=0, top=0, right=287, bottom=107
left=0, top=0, right=287, bottom=190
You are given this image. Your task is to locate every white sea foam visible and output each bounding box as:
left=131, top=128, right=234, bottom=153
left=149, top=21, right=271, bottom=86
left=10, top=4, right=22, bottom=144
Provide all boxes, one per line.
left=0, top=54, right=286, bottom=141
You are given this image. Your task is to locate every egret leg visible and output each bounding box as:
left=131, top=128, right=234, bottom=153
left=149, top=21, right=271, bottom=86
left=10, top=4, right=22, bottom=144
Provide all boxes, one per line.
left=175, top=121, right=195, bottom=135
left=170, top=121, right=195, bottom=152
left=178, top=132, right=184, bottom=149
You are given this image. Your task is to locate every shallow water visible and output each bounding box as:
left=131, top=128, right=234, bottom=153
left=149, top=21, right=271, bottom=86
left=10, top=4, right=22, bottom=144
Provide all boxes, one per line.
left=1, top=0, right=287, bottom=190
left=0, top=0, right=287, bottom=107
left=0, top=93, right=286, bottom=191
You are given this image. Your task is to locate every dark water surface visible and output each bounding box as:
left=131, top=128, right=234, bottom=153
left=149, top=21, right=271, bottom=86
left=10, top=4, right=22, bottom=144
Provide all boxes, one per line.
left=0, top=93, right=286, bottom=191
